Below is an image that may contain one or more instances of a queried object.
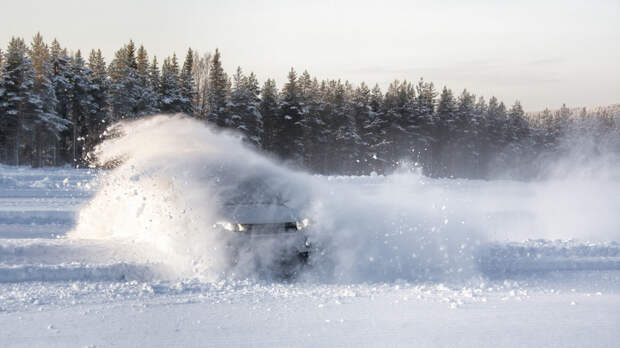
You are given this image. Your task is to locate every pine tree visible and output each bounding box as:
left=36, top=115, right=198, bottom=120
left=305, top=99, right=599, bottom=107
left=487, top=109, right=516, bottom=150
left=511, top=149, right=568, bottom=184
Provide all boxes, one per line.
left=84, top=49, right=109, bottom=160
left=229, top=67, right=262, bottom=146
left=0, top=38, right=38, bottom=165
left=159, top=54, right=183, bottom=113
left=0, top=48, right=5, bottom=162
left=454, top=89, right=478, bottom=177
left=108, top=40, right=140, bottom=119
left=299, top=74, right=327, bottom=171
left=275, top=67, right=304, bottom=162
left=487, top=97, right=507, bottom=146
left=230, top=67, right=247, bottom=130
left=296, top=70, right=313, bottom=163
left=507, top=100, right=527, bottom=143
left=136, top=45, right=149, bottom=84
left=29, top=33, right=54, bottom=166
left=325, top=81, right=361, bottom=173
left=363, top=83, right=390, bottom=173
left=413, top=78, right=437, bottom=174
left=50, top=39, right=72, bottom=157
left=313, top=80, right=334, bottom=172
left=351, top=82, right=371, bottom=149
left=136, top=45, right=149, bottom=85
left=245, top=72, right=263, bottom=146
left=67, top=50, right=92, bottom=165
left=207, top=49, right=229, bottom=127
left=148, top=56, right=161, bottom=109
left=434, top=86, right=457, bottom=176
left=341, top=82, right=371, bottom=174
left=259, top=78, right=279, bottom=152
left=134, top=45, right=158, bottom=116
left=382, top=80, right=415, bottom=166
left=29, top=33, right=68, bottom=166
left=553, top=103, right=572, bottom=148
left=87, top=49, right=106, bottom=80
left=472, top=96, right=489, bottom=177
left=505, top=100, right=531, bottom=176
left=179, top=48, right=196, bottom=115
left=538, top=107, right=556, bottom=152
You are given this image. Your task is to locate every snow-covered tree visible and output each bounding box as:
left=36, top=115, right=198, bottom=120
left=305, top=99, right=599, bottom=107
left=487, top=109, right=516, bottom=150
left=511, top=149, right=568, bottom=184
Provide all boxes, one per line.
left=503, top=100, right=532, bottom=176
left=29, top=33, right=68, bottom=166
left=434, top=86, right=457, bottom=176
left=472, top=96, right=490, bottom=177
left=179, top=48, right=196, bottom=115
left=229, top=67, right=262, bottom=147
left=259, top=78, right=279, bottom=152
left=413, top=78, right=437, bottom=174
left=3, top=33, right=619, bottom=178
left=159, top=54, right=184, bottom=113
left=84, top=49, right=109, bottom=160
left=363, top=83, right=390, bottom=173
left=134, top=45, right=159, bottom=116
left=207, top=49, right=229, bottom=127
left=66, top=50, right=93, bottom=165
left=381, top=80, right=414, bottom=166
left=108, top=40, right=140, bottom=120
left=275, top=67, right=304, bottom=162
left=0, top=47, right=5, bottom=152
left=298, top=73, right=325, bottom=171
left=486, top=96, right=507, bottom=149
left=0, top=38, right=38, bottom=165
left=349, top=82, right=374, bottom=173
left=329, top=80, right=362, bottom=174
left=50, top=39, right=72, bottom=135
left=148, top=56, right=161, bottom=109
left=453, top=89, right=477, bottom=177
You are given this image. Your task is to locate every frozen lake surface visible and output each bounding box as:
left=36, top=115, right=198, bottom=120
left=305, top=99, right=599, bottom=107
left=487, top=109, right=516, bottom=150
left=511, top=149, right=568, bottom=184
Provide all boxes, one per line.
left=0, top=165, right=618, bottom=347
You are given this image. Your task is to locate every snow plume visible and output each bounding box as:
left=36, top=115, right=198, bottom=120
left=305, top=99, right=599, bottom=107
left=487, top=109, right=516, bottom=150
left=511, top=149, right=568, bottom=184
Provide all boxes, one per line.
left=69, top=115, right=310, bottom=281
left=69, top=115, right=484, bottom=283
left=304, top=172, right=485, bottom=283
left=516, top=126, right=620, bottom=242
left=69, top=114, right=620, bottom=283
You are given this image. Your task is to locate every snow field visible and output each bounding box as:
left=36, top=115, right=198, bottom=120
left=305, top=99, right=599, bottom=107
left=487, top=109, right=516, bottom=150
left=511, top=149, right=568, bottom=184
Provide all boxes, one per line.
left=1, top=115, right=619, bottom=347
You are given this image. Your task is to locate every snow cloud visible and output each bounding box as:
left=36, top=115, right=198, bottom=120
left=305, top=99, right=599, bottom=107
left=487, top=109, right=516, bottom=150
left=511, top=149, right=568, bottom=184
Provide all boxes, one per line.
left=70, top=115, right=620, bottom=283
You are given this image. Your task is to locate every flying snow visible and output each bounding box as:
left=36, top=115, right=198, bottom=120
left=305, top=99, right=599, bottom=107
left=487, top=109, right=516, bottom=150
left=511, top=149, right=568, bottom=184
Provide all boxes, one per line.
left=69, top=115, right=620, bottom=283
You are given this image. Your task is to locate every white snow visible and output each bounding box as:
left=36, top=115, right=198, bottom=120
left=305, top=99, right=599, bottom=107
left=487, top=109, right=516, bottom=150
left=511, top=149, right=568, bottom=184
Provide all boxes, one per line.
left=1, top=115, right=619, bottom=347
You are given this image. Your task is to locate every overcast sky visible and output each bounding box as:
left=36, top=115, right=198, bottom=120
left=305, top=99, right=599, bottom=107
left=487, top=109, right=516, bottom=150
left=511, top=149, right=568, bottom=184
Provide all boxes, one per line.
left=2, top=0, right=619, bottom=111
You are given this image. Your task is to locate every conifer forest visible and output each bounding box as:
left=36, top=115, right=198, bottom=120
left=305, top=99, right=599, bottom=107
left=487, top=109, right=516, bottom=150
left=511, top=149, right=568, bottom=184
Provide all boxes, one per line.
left=1, top=34, right=618, bottom=179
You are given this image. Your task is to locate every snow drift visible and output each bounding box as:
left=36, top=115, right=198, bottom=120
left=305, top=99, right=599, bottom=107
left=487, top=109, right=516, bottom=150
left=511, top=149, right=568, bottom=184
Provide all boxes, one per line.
left=68, top=115, right=620, bottom=283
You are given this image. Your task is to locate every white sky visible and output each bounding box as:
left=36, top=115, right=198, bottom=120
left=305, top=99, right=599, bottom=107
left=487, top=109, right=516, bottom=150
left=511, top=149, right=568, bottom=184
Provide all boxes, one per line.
left=2, top=0, right=619, bottom=110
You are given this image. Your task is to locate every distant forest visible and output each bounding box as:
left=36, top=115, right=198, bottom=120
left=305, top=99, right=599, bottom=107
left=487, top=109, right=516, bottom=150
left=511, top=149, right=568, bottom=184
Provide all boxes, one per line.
left=1, top=34, right=619, bottom=179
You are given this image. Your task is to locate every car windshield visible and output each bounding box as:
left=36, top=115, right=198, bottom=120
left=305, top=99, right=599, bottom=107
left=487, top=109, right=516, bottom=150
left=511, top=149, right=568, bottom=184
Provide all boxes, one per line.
left=219, top=177, right=285, bottom=206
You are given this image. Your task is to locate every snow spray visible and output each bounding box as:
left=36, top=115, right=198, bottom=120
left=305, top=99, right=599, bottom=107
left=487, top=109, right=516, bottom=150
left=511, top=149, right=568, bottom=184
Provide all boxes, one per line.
left=70, top=115, right=620, bottom=283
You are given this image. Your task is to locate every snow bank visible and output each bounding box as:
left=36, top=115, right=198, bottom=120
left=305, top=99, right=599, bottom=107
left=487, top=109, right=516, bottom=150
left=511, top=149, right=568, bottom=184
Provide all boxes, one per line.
left=68, top=115, right=620, bottom=283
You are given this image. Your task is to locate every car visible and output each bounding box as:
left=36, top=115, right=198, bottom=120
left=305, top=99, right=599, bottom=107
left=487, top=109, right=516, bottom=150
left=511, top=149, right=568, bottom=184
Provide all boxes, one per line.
left=212, top=177, right=311, bottom=275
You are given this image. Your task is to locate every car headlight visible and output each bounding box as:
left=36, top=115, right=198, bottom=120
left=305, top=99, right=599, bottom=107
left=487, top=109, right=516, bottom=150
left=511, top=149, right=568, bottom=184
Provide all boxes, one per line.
left=296, top=218, right=310, bottom=230
left=214, top=221, right=245, bottom=232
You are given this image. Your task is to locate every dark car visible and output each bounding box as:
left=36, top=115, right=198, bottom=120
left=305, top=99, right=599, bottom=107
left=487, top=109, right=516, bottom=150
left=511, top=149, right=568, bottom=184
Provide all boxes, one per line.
left=213, top=177, right=311, bottom=272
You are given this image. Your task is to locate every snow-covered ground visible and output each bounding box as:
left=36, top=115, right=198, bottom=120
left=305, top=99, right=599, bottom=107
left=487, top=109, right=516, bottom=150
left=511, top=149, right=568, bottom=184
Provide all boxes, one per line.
left=1, top=116, right=619, bottom=347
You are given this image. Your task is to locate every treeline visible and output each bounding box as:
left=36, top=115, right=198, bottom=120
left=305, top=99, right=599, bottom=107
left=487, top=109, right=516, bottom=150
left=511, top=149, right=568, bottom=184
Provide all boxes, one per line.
left=1, top=34, right=618, bottom=178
